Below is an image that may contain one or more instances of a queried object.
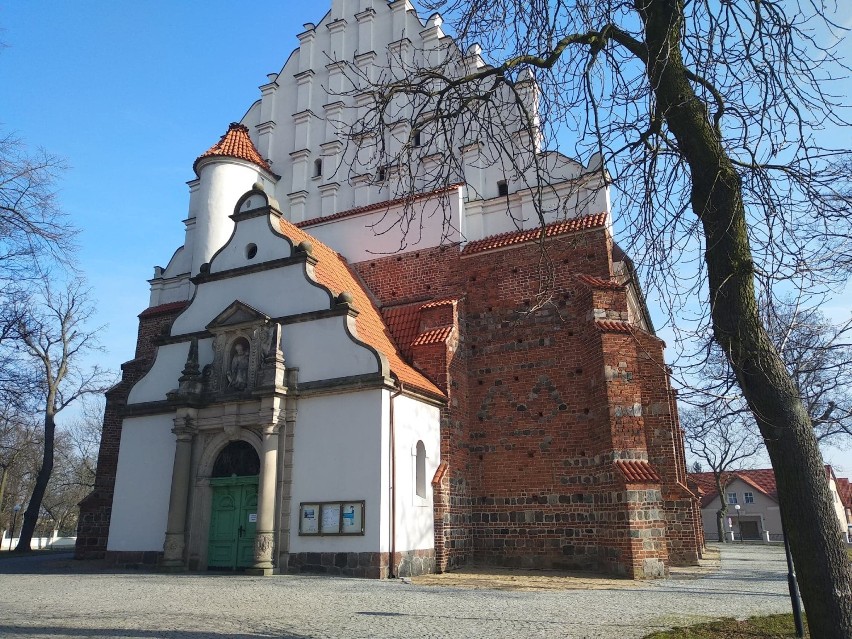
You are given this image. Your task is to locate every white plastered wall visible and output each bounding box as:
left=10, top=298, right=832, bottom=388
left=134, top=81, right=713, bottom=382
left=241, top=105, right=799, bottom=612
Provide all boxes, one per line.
left=305, top=191, right=463, bottom=262
left=188, top=159, right=266, bottom=277
left=209, top=212, right=292, bottom=274
left=170, top=267, right=329, bottom=335
left=107, top=415, right=176, bottom=551
left=391, top=393, right=440, bottom=552
left=283, top=316, right=379, bottom=383
left=289, top=390, right=388, bottom=553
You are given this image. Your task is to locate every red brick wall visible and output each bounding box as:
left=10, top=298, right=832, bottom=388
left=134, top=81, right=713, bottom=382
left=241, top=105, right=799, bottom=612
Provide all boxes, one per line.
left=354, top=227, right=700, bottom=577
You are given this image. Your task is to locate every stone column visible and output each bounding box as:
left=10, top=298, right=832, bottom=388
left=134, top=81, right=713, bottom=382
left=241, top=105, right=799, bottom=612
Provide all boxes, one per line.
left=162, top=412, right=197, bottom=569
left=249, top=419, right=280, bottom=575
left=277, top=370, right=299, bottom=571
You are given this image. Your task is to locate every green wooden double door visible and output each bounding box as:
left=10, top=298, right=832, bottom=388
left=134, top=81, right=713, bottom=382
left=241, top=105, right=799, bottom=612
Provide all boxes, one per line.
left=207, top=476, right=258, bottom=570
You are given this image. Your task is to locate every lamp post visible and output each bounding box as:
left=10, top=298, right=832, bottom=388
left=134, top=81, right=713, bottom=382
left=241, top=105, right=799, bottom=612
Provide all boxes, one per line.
left=8, top=504, right=21, bottom=552
left=779, top=504, right=805, bottom=638
left=734, top=504, right=741, bottom=542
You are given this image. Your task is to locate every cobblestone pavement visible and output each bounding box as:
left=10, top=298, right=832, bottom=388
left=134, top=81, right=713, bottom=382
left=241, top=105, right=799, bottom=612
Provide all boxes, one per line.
left=0, top=544, right=795, bottom=639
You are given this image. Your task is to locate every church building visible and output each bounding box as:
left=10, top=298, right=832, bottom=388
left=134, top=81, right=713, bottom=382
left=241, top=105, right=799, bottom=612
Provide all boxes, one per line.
left=76, top=0, right=703, bottom=579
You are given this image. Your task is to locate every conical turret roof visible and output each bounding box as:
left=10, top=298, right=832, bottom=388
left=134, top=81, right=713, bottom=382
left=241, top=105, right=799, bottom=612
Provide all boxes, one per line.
left=193, top=123, right=272, bottom=175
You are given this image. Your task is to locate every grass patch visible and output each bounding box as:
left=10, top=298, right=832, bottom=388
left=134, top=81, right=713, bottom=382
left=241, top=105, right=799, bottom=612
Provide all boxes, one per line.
left=644, top=614, right=807, bottom=638
left=846, top=547, right=852, bottom=561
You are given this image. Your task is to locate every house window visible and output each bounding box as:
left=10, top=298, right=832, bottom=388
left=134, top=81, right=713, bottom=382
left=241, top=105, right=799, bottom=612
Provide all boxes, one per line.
left=377, top=167, right=386, bottom=182
left=313, top=158, right=323, bottom=178
left=497, top=179, right=508, bottom=197
left=727, top=492, right=738, bottom=505
left=744, top=492, right=754, bottom=504
left=412, top=128, right=422, bottom=147
left=415, top=440, right=426, bottom=499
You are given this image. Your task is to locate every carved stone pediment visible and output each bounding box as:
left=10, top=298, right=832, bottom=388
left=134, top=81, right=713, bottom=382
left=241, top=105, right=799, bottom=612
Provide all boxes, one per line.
left=207, top=301, right=269, bottom=331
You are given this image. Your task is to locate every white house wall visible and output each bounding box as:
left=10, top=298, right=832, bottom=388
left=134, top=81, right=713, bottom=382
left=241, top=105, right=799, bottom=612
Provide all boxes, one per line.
left=392, top=393, right=440, bottom=552
left=107, top=415, right=176, bottom=551
left=700, top=479, right=782, bottom=541
left=289, top=390, right=388, bottom=554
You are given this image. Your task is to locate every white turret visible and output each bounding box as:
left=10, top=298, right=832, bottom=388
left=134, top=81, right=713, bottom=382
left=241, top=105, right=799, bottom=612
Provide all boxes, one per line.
left=187, top=123, right=278, bottom=276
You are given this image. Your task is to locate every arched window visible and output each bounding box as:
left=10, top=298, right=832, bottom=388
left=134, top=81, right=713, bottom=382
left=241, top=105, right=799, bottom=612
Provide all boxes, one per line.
left=314, top=158, right=323, bottom=177
left=415, top=440, right=426, bottom=499
left=212, top=441, right=260, bottom=477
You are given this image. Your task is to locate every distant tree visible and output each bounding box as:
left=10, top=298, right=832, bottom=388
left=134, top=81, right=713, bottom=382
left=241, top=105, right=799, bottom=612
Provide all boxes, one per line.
left=689, top=461, right=703, bottom=474
left=348, top=1, right=852, bottom=631
left=13, top=280, right=110, bottom=552
left=0, top=409, right=39, bottom=538
left=765, top=304, right=852, bottom=446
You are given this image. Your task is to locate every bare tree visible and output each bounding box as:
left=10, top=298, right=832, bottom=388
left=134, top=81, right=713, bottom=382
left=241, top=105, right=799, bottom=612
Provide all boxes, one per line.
left=13, top=280, right=110, bottom=552
left=0, top=131, right=74, bottom=278
left=682, top=407, right=764, bottom=542
left=0, top=409, right=39, bottom=538
left=347, top=1, right=852, bottom=633
left=767, top=304, right=852, bottom=446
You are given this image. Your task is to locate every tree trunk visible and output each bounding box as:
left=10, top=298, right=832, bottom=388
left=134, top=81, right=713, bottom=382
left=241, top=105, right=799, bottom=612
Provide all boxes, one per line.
left=714, top=476, right=729, bottom=543
left=637, top=0, right=852, bottom=634
left=15, top=411, right=55, bottom=552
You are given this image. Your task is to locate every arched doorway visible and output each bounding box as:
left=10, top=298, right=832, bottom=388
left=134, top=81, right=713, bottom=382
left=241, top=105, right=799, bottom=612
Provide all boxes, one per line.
left=207, top=441, right=260, bottom=570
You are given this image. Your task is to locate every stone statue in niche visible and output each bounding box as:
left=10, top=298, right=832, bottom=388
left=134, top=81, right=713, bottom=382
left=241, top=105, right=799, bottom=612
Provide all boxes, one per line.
left=227, top=338, right=250, bottom=391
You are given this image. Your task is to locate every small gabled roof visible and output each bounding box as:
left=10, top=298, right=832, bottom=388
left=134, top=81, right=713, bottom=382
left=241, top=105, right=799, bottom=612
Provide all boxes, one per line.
left=274, top=217, right=444, bottom=399
left=194, top=123, right=273, bottom=176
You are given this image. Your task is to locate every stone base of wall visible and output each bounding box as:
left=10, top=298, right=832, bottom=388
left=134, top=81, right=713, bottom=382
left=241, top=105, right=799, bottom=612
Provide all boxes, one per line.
left=288, top=551, right=389, bottom=578
left=103, top=550, right=163, bottom=568
left=287, top=549, right=437, bottom=578
left=470, top=549, right=600, bottom=573
left=393, top=548, right=435, bottom=577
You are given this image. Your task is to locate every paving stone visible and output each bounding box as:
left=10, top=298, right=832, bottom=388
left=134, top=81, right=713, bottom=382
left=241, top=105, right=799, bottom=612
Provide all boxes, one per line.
left=0, top=544, right=795, bottom=639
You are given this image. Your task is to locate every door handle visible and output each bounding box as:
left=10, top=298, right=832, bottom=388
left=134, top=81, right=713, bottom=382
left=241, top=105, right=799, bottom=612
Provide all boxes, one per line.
left=238, top=525, right=245, bottom=538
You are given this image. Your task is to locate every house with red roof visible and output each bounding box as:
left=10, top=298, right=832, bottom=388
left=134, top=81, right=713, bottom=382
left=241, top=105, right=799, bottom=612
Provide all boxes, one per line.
left=690, top=467, right=851, bottom=542
left=75, top=0, right=702, bottom=579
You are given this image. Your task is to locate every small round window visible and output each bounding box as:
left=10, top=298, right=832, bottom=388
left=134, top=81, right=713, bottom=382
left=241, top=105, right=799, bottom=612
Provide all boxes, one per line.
left=246, top=243, right=258, bottom=259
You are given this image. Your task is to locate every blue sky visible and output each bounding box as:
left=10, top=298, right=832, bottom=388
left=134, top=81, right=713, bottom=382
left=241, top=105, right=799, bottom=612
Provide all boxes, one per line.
left=2, top=1, right=850, bottom=471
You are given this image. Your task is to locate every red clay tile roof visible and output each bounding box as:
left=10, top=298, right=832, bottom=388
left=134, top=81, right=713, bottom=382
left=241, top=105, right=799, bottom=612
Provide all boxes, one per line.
left=689, top=470, right=780, bottom=508
left=420, top=298, right=456, bottom=309
left=381, top=303, right=424, bottom=360
left=194, top=123, right=272, bottom=176
left=836, top=477, right=852, bottom=509
left=382, top=298, right=459, bottom=360
left=139, top=301, right=189, bottom=318
left=412, top=325, right=453, bottom=346
left=594, top=319, right=633, bottom=334
left=432, top=460, right=449, bottom=487
left=615, top=460, right=661, bottom=483
left=296, top=183, right=465, bottom=228
left=460, top=212, right=608, bottom=255
left=275, top=217, right=443, bottom=398
left=575, top=273, right=625, bottom=290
